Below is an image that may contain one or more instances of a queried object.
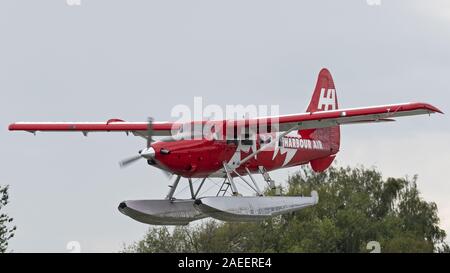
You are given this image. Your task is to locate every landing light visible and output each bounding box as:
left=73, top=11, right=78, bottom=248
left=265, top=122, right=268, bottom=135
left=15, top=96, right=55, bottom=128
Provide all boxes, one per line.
left=160, top=148, right=171, bottom=155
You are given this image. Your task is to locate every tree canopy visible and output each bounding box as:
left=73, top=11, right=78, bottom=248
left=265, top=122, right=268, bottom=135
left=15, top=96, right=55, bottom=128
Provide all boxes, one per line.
left=0, top=185, right=16, bottom=253
left=126, top=166, right=449, bottom=253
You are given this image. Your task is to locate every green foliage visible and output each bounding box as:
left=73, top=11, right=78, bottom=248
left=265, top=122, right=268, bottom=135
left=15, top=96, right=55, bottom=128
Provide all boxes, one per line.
left=126, top=166, right=449, bottom=253
left=0, top=185, right=16, bottom=253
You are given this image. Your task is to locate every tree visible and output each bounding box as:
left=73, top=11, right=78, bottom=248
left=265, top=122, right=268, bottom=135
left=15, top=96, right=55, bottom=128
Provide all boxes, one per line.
left=125, top=166, right=449, bottom=253
left=0, top=185, right=16, bottom=253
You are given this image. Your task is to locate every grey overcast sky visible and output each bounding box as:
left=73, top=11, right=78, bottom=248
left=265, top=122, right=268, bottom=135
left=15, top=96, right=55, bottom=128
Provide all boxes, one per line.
left=1, top=0, right=449, bottom=252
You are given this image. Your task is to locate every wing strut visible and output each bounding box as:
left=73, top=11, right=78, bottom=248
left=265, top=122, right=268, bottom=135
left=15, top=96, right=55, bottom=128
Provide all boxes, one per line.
left=223, top=162, right=239, bottom=195
left=165, top=175, right=181, bottom=201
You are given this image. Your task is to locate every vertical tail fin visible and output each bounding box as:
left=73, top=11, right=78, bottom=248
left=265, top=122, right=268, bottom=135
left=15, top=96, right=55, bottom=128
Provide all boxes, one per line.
left=306, top=68, right=338, bottom=112
left=305, top=68, right=340, bottom=172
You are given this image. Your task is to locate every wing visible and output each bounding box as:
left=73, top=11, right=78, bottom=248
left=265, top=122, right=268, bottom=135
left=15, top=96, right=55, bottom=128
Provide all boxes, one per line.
left=8, top=118, right=181, bottom=138
left=8, top=102, right=442, bottom=137
left=265, top=102, right=442, bottom=132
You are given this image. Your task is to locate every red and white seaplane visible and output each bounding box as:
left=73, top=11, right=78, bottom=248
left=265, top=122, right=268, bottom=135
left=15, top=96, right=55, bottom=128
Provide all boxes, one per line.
left=8, top=69, right=442, bottom=225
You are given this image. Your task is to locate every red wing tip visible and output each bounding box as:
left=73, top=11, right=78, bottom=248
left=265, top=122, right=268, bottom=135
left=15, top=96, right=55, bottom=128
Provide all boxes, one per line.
left=8, top=123, right=16, bottom=131
left=422, top=103, right=443, bottom=114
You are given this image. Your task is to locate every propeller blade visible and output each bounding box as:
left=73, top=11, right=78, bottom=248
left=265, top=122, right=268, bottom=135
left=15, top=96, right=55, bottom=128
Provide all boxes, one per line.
left=119, top=155, right=142, bottom=168
left=147, top=117, right=154, bottom=148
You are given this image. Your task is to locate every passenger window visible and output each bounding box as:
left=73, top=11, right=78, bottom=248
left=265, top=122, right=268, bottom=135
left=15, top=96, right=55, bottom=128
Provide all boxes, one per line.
left=241, top=139, right=253, bottom=145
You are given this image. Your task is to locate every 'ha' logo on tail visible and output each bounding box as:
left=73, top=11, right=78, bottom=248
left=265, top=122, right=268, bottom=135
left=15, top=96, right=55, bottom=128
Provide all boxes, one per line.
left=318, top=88, right=336, bottom=111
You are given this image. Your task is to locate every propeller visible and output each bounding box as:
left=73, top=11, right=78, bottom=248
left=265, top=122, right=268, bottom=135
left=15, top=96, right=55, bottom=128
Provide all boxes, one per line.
left=119, top=147, right=156, bottom=168
left=119, top=117, right=155, bottom=168
left=118, top=117, right=175, bottom=179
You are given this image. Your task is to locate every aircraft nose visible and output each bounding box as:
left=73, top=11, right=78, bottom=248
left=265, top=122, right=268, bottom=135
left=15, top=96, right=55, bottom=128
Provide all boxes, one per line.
left=139, top=147, right=156, bottom=159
